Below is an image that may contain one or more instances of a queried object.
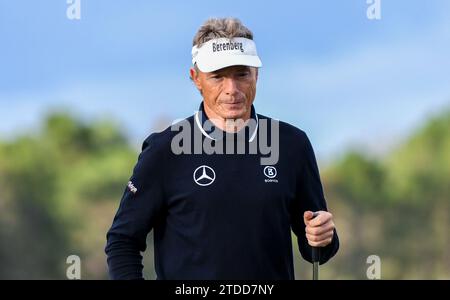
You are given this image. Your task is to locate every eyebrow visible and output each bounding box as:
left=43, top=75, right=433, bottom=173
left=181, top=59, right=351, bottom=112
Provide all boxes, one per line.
left=210, top=66, right=251, bottom=76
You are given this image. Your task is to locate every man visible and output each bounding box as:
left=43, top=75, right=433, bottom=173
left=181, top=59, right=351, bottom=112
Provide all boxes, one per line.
left=105, top=17, right=339, bottom=280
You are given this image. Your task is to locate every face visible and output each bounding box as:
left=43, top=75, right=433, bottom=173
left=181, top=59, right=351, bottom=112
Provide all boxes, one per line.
left=190, top=65, right=258, bottom=120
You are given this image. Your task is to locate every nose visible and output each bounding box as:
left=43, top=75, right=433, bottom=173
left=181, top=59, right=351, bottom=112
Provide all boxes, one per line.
left=223, top=77, right=239, bottom=96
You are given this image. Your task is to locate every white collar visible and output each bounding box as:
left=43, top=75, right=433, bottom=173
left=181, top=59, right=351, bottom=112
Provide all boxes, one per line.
left=194, top=107, right=259, bottom=143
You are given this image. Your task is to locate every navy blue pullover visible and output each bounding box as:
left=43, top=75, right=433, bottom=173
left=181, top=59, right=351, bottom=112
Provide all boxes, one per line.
left=105, top=103, right=339, bottom=280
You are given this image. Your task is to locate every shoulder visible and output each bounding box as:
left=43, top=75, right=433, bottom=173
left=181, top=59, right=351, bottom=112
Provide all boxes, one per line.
left=256, top=113, right=310, bottom=148
left=136, top=115, right=195, bottom=168
left=141, top=115, right=195, bottom=152
left=257, top=113, right=319, bottom=171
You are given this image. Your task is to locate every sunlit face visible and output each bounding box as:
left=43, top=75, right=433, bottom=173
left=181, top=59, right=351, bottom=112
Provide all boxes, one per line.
left=190, top=65, right=258, bottom=121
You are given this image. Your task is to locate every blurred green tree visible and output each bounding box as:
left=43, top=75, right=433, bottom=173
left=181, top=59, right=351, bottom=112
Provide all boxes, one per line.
left=0, top=112, right=138, bottom=279
left=1, top=108, right=449, bottom=279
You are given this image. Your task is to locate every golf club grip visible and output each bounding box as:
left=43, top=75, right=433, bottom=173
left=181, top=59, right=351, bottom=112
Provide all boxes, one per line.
left=311, top=211, right=320, bottom=263
left=312, top=247, right=320, bottom=263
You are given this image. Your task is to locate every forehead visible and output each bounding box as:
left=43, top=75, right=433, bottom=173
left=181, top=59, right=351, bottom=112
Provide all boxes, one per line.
left=210, top=65, right=252, bottom=74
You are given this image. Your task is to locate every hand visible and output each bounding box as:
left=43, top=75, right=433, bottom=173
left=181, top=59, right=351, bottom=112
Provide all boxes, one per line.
left=303, top=210, right=335, bottom=247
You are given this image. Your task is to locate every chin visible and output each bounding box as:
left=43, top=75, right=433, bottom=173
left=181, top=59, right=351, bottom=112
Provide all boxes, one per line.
left=223, top=110, right=246, bottom=120
left=219, top=102, right=247, bottom=118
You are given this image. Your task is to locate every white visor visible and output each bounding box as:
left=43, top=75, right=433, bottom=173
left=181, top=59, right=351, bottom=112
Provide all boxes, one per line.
left=192, top=37, right=262, bottom=72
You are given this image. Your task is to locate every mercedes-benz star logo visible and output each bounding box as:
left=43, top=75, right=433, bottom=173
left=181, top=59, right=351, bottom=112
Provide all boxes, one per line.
left=193, top=165, right=216, bottom=186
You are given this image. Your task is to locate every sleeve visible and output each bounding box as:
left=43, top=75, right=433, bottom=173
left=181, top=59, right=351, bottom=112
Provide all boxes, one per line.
left=290, top=131, right=339, bottom=265
left=105, top=134, right=167, bottom=279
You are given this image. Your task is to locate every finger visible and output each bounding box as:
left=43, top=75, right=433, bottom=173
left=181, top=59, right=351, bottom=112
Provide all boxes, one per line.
left=307, top=235, right=334, bottom=247
left=303, top=211, right=314, bottom=225
left=305, top=222, right=335, bottom=236
left=306, top=230, right=334, bottom=242
left=307, top=230, right=334, bottom=242
left=306, top=232, right=334, bottom=247
left=309, top=211, right=331, bottom=227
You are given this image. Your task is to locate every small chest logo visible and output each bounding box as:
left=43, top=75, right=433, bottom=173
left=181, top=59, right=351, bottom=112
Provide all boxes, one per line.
left=193, top=165, right=216, bottom=186
left=263, top=166, right=278, bottom=183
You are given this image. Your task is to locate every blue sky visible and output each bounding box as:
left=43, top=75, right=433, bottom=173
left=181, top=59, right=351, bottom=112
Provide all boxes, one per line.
left=0, top=0, right=449, bottom=163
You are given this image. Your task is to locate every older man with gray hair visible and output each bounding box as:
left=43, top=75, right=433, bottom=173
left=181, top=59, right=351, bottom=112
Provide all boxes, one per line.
left=105, top=17, right=339, bottom=280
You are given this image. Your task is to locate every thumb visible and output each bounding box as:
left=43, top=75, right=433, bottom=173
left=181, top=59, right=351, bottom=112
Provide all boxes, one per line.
left=303, top=211, right=314, bottom=225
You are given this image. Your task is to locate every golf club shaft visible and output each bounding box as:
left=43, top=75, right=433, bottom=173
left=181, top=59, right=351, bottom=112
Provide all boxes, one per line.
left=312, top=212, right=320, bottom=280
left=312, top=248, right=319, bottom=280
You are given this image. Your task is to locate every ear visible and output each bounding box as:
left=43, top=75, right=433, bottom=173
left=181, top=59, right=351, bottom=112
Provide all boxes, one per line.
left=254, top=67, right=259, bottom=81
left=190, top=67, right=202, bottom=91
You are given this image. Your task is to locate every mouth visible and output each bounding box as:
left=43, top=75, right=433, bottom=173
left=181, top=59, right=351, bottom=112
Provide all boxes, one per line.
left=221, top=100, right=245, bottom=105
left=221, top=102, right=245, bottom=110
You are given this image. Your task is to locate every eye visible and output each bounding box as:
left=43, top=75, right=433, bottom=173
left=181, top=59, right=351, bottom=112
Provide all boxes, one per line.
left=237, top=71, right=250, bottom=77
left=210, top=74, right=223, bottom=80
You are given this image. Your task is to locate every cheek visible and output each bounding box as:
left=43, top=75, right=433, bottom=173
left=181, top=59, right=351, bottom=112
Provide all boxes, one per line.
left=244, top=81, right=257, bottom=99
left=203, top=83, right=222, bottom=101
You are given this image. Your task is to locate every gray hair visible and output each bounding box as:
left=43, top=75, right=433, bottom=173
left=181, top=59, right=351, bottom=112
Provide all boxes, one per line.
left=192, top=17, right=254, bottom=47
left=190, top=18, right=255, bottom=84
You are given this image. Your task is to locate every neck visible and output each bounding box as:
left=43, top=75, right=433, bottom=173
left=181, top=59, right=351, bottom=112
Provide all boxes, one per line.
left=203, top=103, right=251, bottom=133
